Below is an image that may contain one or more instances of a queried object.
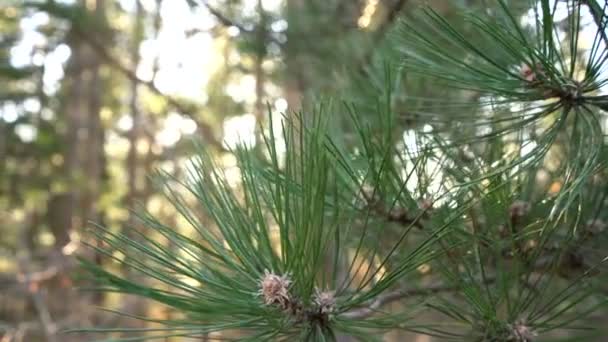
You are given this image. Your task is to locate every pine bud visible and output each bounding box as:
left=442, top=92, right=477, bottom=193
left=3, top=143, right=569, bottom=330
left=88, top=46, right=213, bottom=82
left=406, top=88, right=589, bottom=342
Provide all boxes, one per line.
left=354, top=184, right=381, bottom=210
left=460, top=147, right=476, bottom=162
left=388, top=207, right=409, bottom=222
left=418, top=198, right=433, bottom=219
left=520, top=64, right=536, bottom=82
left=418, top=198, right=433, bottom=212
left=508, top=320, right=537, bottom=341
left=313, top=288, right=336, bottom=314
left=519, top=63, right=544, bottom=83
left=360, top=184, right=380, bottom=206
left=259, top=270, right=292, bottom=309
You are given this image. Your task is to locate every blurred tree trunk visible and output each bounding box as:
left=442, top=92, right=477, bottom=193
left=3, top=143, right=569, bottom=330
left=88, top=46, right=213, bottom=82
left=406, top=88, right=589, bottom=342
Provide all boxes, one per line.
left=59, top=0, right=106, bottom=236
left=0, top=121, right=5, bottom=176
left=55, top=0, right=108, bottom=309
left=284, top=0, right=306, bottom=111
left=126, top=0, right=143, bottom=225
left=254, top=0, right=266, bottom=122
left=123, top=0, right=150, bottom=326
left=82, top=0, right=107, bottom=229
left=47, top=193, right=73, bottom=249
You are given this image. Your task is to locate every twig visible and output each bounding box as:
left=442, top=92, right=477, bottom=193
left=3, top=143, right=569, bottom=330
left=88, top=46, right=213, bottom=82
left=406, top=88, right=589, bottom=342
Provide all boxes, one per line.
left=355, top=0, right=410, bottom=74
left=29, top=289, right=57, bottom=342
left=16, top=265, right=61, bottom=284
left=199, top=0, right=283, bottom=45
left=16, top=251, right=58, bottom=342
left=341, top=282, right=459, bottom=319
left=200, top=0, right=249, bottom=34
left=383, top=0, right=409, bottom=29
left=342, top=276, right=496, bottom=319
left=359, top=185, right=427, bottom=230
left=0, top=316, right=81, bottom=341
left=71, top=28, right=223, bottom=149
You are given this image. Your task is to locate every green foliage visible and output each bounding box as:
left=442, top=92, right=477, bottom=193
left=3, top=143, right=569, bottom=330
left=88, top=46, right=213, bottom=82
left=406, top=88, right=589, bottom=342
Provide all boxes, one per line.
left=75, top=103, right=443, bottom=340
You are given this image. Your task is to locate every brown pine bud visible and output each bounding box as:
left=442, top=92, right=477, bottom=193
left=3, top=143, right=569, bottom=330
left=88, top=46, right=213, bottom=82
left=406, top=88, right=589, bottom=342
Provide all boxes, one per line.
left=259, top=270, right=292, bottom=309
left=520, top=62, right=545, bottom=83
left=388, top=207, right=409, bottom=222
left=313, top=288, right=336, bottom=314
left=355, top=184, right=381, bottom=209
left=509, top=320, right=537, bottom=341
left=418, top=198, right=433, bottom=219
left=418, top=198, right=433, bottom=211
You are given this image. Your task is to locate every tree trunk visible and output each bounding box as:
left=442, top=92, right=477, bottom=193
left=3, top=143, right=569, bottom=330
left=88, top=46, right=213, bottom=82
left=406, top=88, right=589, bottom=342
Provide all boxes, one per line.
left=60, top=0, right=107, bottom=238
left=126, top=0, right=143, bottom=223
left=254, top=0, right=267, bottom=123
left=284, top=0, right=307, bottom=112
left=59, top=0, right=107, bottom=308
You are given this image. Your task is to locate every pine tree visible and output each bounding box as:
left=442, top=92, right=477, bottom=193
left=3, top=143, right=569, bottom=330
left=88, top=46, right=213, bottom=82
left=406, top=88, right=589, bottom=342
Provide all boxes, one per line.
left=75, top=1, right=608, bottom=341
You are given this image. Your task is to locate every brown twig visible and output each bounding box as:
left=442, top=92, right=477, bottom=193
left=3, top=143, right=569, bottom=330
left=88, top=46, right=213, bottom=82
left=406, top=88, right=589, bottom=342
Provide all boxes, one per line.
left=359, top=185, right=427, bottom=229
left=199, top=0, right=283, bottom=46
left=70, top=28, right=223, bottom=149
left=15, top=265, right=63, bottom=284
left=356, top=0, right=410, bottom=74
left=16, top=234, right=59, bottom=342
left=342, top=282, right=460, bottom=319
left=342, top=276, right=496, bottom=319
left=201, top=1, right=250, bottom=34
left=29, top=289, right=57, bottom=342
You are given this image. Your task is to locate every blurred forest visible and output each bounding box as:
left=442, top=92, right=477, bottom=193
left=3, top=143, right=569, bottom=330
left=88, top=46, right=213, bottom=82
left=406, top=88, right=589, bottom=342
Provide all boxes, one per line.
left=1, top=0, right=606, bottom=341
